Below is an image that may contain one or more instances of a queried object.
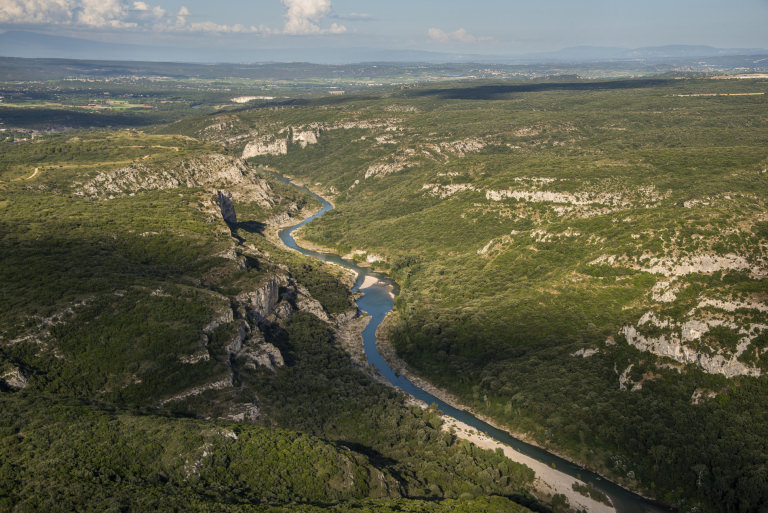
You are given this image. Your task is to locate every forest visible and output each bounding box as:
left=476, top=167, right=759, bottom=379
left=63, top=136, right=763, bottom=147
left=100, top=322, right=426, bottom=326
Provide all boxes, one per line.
left=2, top=60, right=767, bottom=512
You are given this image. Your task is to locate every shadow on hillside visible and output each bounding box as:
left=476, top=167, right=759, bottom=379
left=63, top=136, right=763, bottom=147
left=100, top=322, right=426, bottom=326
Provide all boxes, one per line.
left=237, top=221, right=266, bottom=235
left=407, top=79, right=670, bottom=100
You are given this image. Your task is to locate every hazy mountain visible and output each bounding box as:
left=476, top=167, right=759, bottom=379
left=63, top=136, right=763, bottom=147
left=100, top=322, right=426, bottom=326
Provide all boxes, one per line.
left=0, top=30, right=765, bottom=65
left=513, top=44, right=768, bottom=63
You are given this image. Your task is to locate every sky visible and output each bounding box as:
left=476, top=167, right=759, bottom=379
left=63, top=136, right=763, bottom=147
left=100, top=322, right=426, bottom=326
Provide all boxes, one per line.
left=1, top=0, right=767, bottom=56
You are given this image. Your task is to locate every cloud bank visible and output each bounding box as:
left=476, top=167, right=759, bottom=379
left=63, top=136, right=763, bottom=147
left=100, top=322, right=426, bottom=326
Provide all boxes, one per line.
left=0, top=0, right=347, bottom=35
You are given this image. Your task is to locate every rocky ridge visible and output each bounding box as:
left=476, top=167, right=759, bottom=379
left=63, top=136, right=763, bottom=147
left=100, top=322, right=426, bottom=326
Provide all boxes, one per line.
left=75, top=153, right=280, bottom=215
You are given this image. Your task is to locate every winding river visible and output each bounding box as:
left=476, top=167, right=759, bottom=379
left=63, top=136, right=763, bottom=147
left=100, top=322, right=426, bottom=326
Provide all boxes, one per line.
left=277, top=179, right=670, bottom=513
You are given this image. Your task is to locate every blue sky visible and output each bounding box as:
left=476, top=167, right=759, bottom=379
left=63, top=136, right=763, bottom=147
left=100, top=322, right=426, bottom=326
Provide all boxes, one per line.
left=1, top=0, right=767, bottom=54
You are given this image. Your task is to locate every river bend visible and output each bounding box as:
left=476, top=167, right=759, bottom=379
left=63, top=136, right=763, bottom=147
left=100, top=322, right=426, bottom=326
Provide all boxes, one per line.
left=276, top=179, right=669, bottom=513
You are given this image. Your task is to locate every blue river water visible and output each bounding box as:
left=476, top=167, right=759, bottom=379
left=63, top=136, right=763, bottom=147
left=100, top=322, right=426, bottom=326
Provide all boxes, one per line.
left=276, top=180, right=671, bottom=513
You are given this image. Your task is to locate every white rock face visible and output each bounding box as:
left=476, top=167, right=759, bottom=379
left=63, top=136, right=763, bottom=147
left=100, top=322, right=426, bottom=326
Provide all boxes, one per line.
left=231, top=96, right=274, bottom=103
left=432, top=137, right=487, bottom=156
left=179, top=350, right=210, bottom=364
left=224, top=403, right=260, bottom=422
left=485, top=188, right=626, bottom=206
left=1, top=367, right=27, bottom=390
left=634, top=253, right=763, bottom=278
left=618, top=364, right=635, bottom=391
left=697, top=297, right=768, bottom=313
left=242, top=136, right=288, bottom=157
left=572, top=348, right=599, bottom=358
left=202, top=301, right=235, bottom=334
left=292, top=129, right=320, bottom=148
left=651, top=279, right=680, bottom=303
left=78, top=154, right=249, bottom=197
left=228, top=180, right=277, bottom=209
left=366, top=253, right=386, bottom=264
left=591, top=253, right=766, bottom=280
left=620, top=315, right=763, bottom=378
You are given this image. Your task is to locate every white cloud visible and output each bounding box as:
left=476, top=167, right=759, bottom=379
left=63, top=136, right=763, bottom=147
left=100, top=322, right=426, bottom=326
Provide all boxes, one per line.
left=0, top=0, right=263, bottom=33
left=0, top=0, right=351, bottom=36
left=428, top=27, right=482, bottom=44
left=0, top=0, right=75, bottom=25
left=281, top=0, right=346, bottom=34
left=76, top=0, right=130, bottom=28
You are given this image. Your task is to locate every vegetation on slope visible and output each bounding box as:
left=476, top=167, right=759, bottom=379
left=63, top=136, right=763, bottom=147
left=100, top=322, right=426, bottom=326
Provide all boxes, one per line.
left=0, top=127, right=536, bottom=512
left=209, top=77, right=768, bottom=512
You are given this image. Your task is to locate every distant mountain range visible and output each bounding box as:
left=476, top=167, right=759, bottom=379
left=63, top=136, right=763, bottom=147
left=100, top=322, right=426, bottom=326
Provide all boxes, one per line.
left=0, top=30, right=766, bottom=65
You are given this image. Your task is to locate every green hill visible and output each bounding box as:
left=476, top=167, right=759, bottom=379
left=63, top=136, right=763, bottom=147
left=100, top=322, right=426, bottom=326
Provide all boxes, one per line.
left=0, top=127, right=536, bottom=512
left=184, top=77, right=768, bottom=512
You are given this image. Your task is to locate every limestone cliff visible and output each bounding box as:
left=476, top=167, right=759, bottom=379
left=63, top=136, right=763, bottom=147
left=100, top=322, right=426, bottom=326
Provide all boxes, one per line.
left=77, top=153, right=256, bottom=198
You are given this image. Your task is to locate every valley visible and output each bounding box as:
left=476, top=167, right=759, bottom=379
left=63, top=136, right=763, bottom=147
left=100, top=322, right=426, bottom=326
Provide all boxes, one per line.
left=1, top=59, right=767, bottom=513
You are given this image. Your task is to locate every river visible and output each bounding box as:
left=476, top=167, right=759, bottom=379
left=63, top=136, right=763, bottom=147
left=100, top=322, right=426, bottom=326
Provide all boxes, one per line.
left=276, top=179, right=671, bottom=513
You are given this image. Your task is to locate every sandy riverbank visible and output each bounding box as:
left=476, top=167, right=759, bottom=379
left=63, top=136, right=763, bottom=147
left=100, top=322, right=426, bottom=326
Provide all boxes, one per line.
left=443, top=416, right=615, bottom=513
left=360, top=275, right=380, bottom=288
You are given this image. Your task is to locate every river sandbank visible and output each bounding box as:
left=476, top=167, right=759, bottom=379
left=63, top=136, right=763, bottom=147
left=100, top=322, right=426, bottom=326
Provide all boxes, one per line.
left=443, top=416, right=615, bottom=513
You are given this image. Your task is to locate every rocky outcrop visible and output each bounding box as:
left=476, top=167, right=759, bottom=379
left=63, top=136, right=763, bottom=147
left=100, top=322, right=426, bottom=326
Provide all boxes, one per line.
left=591, top=253, right=765, bottom=279
left=243, top=343, right=284, bottom=372
left=364, top=150, right=417, bottom=179
left=422, top=183, right=479, bottom=198
left=294, top=285, right=330, bottom=322
left=228, top=181, right=276, bottom=209
left=225, top=321, right=285, bottom=373
left=620, top=311, right=765, bottom=378
left=292, top=129, right=320, bottom=148
left=1, top=366, right=27, bottom=390
left=179, top=349, right=210, bottom=364
left=202, top=301, right=235, bottom=334
left=691, top=388, right=717, bottom=405
left=633, top=253, right=763, bottom=279
left=226, top=322, right=250, bottom=355
left=224, top=403, right=260, bottom=422
left=242, top=136, right=288, bottom=157
left=236, top=276, right=287, bottom=322
left=269, top=300, right=295, bottom=322
left=572, top=348, right=599, bottom=358
left=218, top=190, right=237, bottom=224
left=618, top=364, right=636, bottom=391
left=333, top=310, right=369, bottom=367
left=77, top=153, right=250, bottom=198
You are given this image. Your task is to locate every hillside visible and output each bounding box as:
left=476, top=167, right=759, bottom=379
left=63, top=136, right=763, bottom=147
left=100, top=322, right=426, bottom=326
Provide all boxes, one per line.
left=0, top=129, right=537, bottom=511
left=175, top=77, right=768, bottom=512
